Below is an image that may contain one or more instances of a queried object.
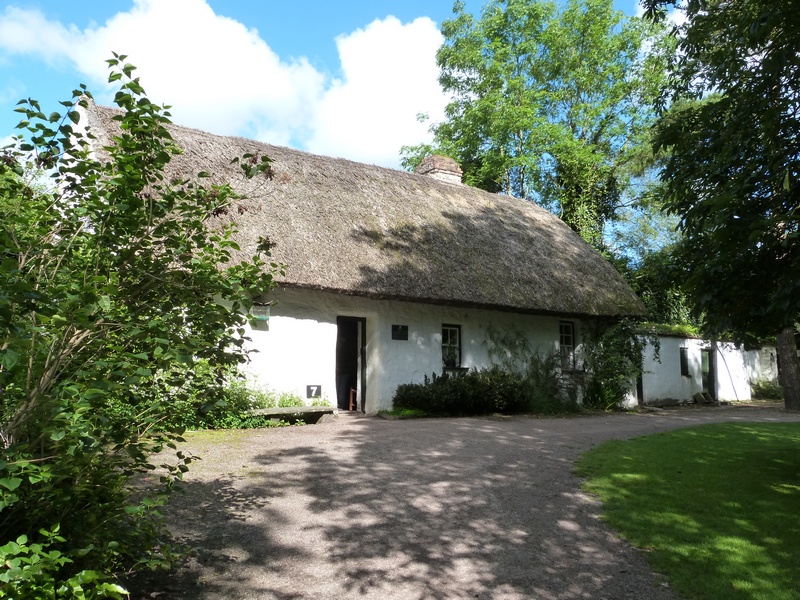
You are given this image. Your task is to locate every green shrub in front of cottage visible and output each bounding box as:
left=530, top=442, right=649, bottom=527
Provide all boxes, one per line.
left=393, top=367, right=531, bottom=416
left=106, top=361, right=309, bottom=431
left=392, top=348, right=591, bottom=416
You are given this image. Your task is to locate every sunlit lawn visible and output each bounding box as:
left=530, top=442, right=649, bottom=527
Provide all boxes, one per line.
left=576, top=423, right=800, bottom=600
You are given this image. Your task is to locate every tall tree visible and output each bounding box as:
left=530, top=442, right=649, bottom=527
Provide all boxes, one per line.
left=403, top=0, right=671, bottom=247
left=0, top=57, right=278, bottom=594
left=645, top=0, right=800, bottom=409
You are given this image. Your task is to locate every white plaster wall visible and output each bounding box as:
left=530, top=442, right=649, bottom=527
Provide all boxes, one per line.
left=715, top=342, right=751, bottom=402
left=245, top=315, right=338, bottom=406
left=241, top=287, right=568, bottom=413
left=745, top=347, right=779, bottom=384
left=641, top=337, right=702, bottom=404
left=641, top=337, right=752, bottom=404
left=370, top=302, right=564, bottom=412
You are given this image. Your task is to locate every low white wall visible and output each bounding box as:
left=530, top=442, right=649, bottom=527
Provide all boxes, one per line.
left=716, top=342, right=751, bottom=402
left=642, top=337, right=700, bottom=404
left=641, top=337, right=752, bottom=405
left=241, top=287, right=569, bottom=413
left=745, top=347, right=779, bottom=384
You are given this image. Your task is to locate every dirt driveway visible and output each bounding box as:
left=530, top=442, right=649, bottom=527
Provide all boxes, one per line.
left=136, top=405, right=800, bottom=599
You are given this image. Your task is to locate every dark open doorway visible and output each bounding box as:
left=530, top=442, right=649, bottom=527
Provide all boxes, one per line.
left=701, top=348, right=716, bottom=400
left=336, top=317, right=366, bottom=412
left=636, top=374, right=644, bottom=406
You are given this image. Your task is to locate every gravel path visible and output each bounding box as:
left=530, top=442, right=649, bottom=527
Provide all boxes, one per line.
left=135, top=404, right=800, bottom=599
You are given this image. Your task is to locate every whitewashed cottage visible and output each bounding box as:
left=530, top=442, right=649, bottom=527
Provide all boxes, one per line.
left=85, top=103, right=646, bottom=413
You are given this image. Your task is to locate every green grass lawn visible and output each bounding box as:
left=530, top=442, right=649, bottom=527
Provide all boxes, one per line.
left=576, top=423, right=800, bottom=600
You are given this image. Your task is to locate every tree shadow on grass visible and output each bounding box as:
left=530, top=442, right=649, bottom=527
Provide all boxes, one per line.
left=579, top=422, right=800, bottom=600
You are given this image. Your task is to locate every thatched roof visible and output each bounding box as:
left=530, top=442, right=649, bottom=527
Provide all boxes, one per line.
left=84, top=102, right=644, bottom=318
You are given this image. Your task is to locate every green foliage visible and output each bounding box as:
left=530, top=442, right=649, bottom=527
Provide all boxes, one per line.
left=646, top=0, right=800, bottom=335
left=641, top=321, right=701, bottom=339
left=618, top=246, right=697, bottom=328
left=104, top=362, right=305, bottom=432
left=581, top=319, right=655, bottom=410
left=751, top=379, right=784, bottom=401
left=393, top=327, right=589, bottom=416
left=486, top=327, right=578, bottom=412
left=519, top=351, right=581, bottom=414
left=577, top=423, right=800, bottom=599
left=644, top=0, right=800, bottom=408
left=377, top=407, right=431, bottom=419
left=0, top=56, right=279, bottom=594
left=0, top=527, right=129, bottom=599
left=403, top=0, right=672, bottom=246
left=393, top=368, right=528, bottom=416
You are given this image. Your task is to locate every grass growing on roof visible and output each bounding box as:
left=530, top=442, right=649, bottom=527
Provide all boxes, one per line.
left=576, top=423, right=800, bottom=600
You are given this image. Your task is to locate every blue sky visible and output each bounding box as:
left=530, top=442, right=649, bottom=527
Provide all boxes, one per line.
left=0, top=0, right=642, bottom=168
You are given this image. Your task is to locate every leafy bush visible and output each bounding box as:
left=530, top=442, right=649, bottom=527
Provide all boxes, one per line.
left=393, top=367, right=526, bottom=416
left=0, top=527, right=130, bottom=599
left=0, top=59, right=278, bottom=595
left=0, top=394, right=190, bottom=599
left=105, top=363, right=312, bottom=431
left=485, top=328, right=581, bottom=413
left=520, top=351, right=580, bottom=414
left=396, top=322, right=649, bottom=416
left=392, top=360, right=584, bottom=416
left=581, top=319, right=655, bottom=410
left=751, top=379, right=783, bottom=400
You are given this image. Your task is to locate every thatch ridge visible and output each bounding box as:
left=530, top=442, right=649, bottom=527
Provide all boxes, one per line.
left=84, top=102, right=645, bottom=318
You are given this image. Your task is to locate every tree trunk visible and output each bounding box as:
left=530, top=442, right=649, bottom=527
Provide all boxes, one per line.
left=776, top=327, right=800, bottom=411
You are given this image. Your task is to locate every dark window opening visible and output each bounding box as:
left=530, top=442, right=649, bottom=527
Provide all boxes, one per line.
left=680, top=347, right=690, bottom=377
left=391, top=324, right=408, bottom=340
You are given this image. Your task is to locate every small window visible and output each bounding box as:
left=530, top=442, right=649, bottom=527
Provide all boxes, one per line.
left=559, top=321, right=575, bottom=369
left=391, top=324, right=408, bottom=340
left=680, top=347, right=690, bottom=377
left=442, top=324, right=461, bottom=368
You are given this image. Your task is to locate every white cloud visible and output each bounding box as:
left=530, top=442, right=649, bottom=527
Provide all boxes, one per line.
left=0, top=1, right=448, bottom=168
left=0, top=6, right=78, bottom=62
left=667, top=7, right=688, bottom=28
left=306, top=16, right=447, bottom=167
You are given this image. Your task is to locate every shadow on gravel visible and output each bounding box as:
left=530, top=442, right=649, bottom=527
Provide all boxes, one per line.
left=248, top=421, right=604, bottom=599
left=131, top=414, right=708, bottom=599
left=130, top=407, right=798, bottom=598
left=126, top=472, right=311, bottom=598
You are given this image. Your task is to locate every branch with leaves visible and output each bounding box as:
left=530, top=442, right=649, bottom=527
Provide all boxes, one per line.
left=0, top=54, right=282, bottom=595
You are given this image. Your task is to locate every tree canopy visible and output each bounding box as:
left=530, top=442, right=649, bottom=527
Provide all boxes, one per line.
left=645, top=0, right=800, bottom=408
left=403, top=0, right=672, bottom=247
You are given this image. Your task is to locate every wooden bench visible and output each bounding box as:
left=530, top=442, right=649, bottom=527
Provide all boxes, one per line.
left=247, top=405, right=337, bottom=424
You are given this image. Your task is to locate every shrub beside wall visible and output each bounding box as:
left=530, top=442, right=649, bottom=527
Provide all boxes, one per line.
left=392, top=321, right=652, bottom=416
left=393, top=359, right=580, bottom=416
left=751, top=379, right=784, bottom=400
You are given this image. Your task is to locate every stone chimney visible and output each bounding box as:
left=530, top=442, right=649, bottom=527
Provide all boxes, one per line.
left=415, top=155, right=463, bottom=185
